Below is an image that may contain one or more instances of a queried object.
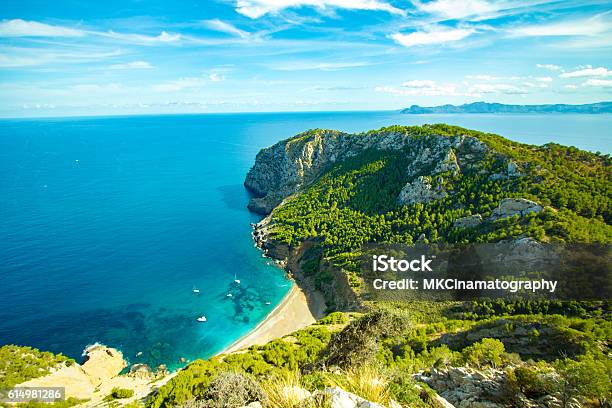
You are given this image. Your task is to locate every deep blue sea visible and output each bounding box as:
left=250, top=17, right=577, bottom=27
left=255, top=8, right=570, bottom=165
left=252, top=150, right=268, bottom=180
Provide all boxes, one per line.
left=0, top=111, right=610, bottom=370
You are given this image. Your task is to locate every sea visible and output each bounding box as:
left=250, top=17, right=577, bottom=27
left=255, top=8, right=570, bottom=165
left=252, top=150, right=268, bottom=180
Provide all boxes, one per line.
left=0, top=111, right=610, bottom=370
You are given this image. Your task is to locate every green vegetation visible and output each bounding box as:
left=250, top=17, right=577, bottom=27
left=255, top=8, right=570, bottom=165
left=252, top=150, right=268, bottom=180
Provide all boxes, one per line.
left=0, top=345, right=74, bottom=388
left=109, top=387, right=134, bottom=399
left=266, top=125, right=610, bottom=279
left=146, top=306, right=611, bottom=407
left=144, top=126, right=610, bottom=407
left=15, top=398, right=85, bottom=408
left=316, top=311, right=348, bottom=325
left=3, top=125, right=610, bottom=407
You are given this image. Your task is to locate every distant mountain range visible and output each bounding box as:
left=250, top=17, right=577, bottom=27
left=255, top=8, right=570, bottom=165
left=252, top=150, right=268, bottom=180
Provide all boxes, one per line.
left=400, top=101, right=612, bottom=114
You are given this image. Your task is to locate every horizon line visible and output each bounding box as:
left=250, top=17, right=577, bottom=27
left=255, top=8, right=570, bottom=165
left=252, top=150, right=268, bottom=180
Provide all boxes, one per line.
left=2, top=100, right=612, bottom=120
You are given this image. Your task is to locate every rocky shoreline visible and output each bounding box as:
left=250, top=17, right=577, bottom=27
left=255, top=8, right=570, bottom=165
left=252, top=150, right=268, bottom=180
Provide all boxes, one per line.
left=18, top=344, right=173, bottom=406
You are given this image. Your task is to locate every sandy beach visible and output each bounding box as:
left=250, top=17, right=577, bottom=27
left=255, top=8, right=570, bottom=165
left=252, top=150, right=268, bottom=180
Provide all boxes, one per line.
left=222, top=283, right=326, bottom=354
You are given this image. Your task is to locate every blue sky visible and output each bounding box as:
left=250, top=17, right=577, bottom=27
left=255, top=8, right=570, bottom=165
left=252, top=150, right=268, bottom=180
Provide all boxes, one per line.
left=0, top=0, right=611, bottom=117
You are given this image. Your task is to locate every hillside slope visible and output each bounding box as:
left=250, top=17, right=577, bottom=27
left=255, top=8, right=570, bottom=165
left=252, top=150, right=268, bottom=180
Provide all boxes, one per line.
left=246, top=124, right=610, bottom=265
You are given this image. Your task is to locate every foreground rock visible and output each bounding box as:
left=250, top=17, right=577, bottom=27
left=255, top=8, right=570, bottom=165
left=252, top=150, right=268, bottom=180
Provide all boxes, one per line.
left=18, top=344, right=126, bottom=400
left=419, top=366, right=563, bottom=408
left=18, top=344, right=172, bottom=406
left=323, top=387, right=401, bottom=408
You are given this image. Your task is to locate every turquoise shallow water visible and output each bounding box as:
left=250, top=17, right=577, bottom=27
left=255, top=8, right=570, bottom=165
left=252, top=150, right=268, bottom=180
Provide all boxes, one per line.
left=0, top=111, right=610, bottom=370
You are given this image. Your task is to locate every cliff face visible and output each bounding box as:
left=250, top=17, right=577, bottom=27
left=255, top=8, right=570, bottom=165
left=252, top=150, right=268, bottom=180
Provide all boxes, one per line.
left=245, top=126, right=498, bottom=312
left=244, top=127, right=490, bottom=214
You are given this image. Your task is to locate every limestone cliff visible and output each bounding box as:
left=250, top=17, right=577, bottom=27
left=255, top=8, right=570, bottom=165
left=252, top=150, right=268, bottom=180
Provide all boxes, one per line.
left=244, top=126, right=545, bottom=311
left=244, top=127, right=490, bottom=215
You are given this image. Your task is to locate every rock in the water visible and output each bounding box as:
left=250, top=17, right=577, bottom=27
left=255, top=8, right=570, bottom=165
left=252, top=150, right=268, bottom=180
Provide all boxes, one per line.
left=489, top=198, right=542, bottom=221
left=398, top=176, right=447, bottom=205
left=453, top=214, right=483, bottom=229
left=247, top=195, right=283, bottom=215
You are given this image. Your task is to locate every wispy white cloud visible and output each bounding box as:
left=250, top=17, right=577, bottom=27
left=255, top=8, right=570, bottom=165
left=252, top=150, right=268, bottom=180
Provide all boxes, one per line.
left=467, top=83, right=528, bottom=94
left=465, top=74, right=551, bottom=88
left=309, top=85, right=366, bottom=91
left=390, top=26, right=475, bottom=47
left=508, top=13, right=611, bottom=37
left=465, top=74, right=521, bottom=81
left=70, top=83, right=124, bottom=93
left=109, top=61, right=153, bottom=70
left=523, top=81, right=548, bottom=88
left=201, top=19, right=252, bottom=39
left=234, top=0, right=406, bottom=19
left=559, top=66, right=611, bottom=78
left=152, top=73, right=225, bottom=92
left=583, top=78, right=612, bottom=87
left=412, top=0, right=498, bottom=20
left=536, top=63, right=562, bottom=71
left=0, top=19, right=85, bottom=37
left=0, top=46, right=124, bottom=67
left=376, top=80, right=465, bottom=96
left=208, top=73, right=225, bottom=82
left=0, top=19, right=185, bottom=46
left=271, top=60, right=371, bottom=71
left=152, top=77, right=209, bottom=92
left=100, top=30, right=181, bottom=44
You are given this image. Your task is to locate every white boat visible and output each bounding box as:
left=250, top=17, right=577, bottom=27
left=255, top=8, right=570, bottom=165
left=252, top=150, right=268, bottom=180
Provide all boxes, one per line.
left=233, top=273, right=240, bottom=284
left=196, top=315, right=207, bottom=322
left=265, top=302, right=271, bottom=305
left=226, top=293, right=233, bottom=297
left=192, top=287, right=200, bottom=294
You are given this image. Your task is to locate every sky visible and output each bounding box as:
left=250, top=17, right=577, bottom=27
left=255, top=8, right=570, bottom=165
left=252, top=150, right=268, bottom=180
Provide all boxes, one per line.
left=0, top=0, right=611, bottom=117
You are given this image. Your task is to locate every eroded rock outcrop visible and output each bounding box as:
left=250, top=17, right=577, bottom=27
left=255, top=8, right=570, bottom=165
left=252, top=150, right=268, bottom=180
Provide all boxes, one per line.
left=419, top=367, right=508, bottom=408
left=245, top=128, right=490, bottom=215
left=489, top=198, right=543, bottom=221
left=453, top=214, right=483, bottom=229
left=398, top=176, right=448, bottom=205
left=420, top=366, right=564, bottom=408
left=18, top=344, right=127, bottom=400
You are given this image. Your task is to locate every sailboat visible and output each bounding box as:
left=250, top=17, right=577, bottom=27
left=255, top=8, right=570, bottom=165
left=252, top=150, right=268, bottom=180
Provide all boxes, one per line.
left=233, top=273, right=240, bottom=285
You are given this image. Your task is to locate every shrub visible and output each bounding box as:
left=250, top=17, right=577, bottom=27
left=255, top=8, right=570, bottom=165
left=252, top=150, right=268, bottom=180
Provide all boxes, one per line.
left=318, top=312, right=348, bottom=325
left=462, top=338, right=505, bottom=368
left=324, top=365, right=390, bottom=405
left=202, top=372, right=267, bottom=407
left=554, top=353, right=612, bottom=406
left=0, top=345, right=74, bottom=388
left=110, top=387, right=134, bottom=399
left=387, top=372, right=430, bottom=408
left=318, top=311, right=409, bottom=369
left=260, top=371, right=311, bottom=408
left=507, top=364, right=555, bottom=398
